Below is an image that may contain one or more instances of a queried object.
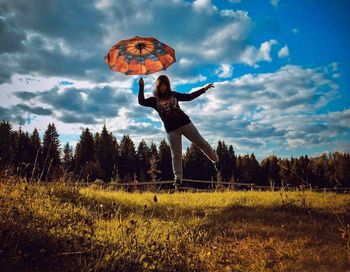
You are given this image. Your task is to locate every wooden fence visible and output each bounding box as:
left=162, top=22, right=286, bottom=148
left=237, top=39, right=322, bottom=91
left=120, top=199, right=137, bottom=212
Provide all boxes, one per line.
left=82, top=179, right=350, bottom=193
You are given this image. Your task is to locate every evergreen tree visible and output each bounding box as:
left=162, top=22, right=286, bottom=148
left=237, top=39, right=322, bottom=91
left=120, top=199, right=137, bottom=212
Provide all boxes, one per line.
left=260, top=156, right=280, bottom=187
left=63, top=143, right=74, bottom=172
left=119, top=135, right=137, bottom=182
left=29, top=128, right=42, bottom=181
left=158, top=140, right=173, bottom=180
left=13, top=128, right=32, bottom=178
left=260, top=157, right=271, bottom=186
left=228, top=145, right=237, bottom=182
left=96, top=125, right=116, bottom=182
left=150, top=142, right=159, bottom=159
left=0, top=121, right=15, bottom=170
left=183, top=143, right=213, bottom=182
left=278, top=158, right=293, bottom=187
left=216, top=141, right=234, bottom=181
left=41, top=123, right=61, bottom=181
left=249, top=153, right=260, bottom=184
left=238, top=154, right=251, bottom=183
left=136, top=140, right=151, bottom=182
left=75, top=128, right=95, bottom=173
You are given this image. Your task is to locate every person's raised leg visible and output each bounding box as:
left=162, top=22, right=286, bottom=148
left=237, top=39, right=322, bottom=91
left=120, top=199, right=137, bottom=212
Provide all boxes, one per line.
left=182, top=122, right=218, bottom=163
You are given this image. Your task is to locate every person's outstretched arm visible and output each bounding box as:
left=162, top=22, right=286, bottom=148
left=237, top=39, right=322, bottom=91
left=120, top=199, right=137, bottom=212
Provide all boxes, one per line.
left=173, top=83, right=214, bottom=101
left=138, top=78, right=155, bottom=107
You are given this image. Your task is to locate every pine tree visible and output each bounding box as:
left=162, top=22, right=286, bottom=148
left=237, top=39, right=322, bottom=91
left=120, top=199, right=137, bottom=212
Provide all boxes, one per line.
left=75, top=128, right=95, bottom=172
left=29, top=128, right=42, bottom=181
left=216, top=141, right=231, bottom=181
left=260, top=157, right=270, bottom=186
left=249, top=153, right=260, bottom=185
left=136, top=140, right=151, bottom=182
left=0, top=121, right=15, bottom=170
left=183, top=143, right=213, bottom=182
left=119, top=135, right=137, bottom=182
left=41, top=123, right=61, bottom=181
left=96, top=125, right=116, bottom=182
left=228, top=145, right=236, bottom=182
left=150, top=142, right=159, bottom=159
left=63, top=143, right=74, bottom=172
left=13, top=128, right=32, bottom=179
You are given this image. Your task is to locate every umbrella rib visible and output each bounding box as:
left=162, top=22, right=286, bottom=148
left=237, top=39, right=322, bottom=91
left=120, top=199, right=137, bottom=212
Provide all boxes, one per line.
left=142, top=47, right=168, bottom=72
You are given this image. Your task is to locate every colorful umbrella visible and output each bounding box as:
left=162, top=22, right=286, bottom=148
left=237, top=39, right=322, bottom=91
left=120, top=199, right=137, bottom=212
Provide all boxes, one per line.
left=104, top=36, right=176, bottom=75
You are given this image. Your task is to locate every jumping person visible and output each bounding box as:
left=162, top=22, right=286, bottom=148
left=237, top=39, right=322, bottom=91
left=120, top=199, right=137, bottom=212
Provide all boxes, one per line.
left=138, top=75, right=220, bottom=187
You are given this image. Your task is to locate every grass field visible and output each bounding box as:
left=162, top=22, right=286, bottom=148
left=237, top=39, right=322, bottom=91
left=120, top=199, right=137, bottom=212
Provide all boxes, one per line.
left=0, top=179, right=349, bottom=271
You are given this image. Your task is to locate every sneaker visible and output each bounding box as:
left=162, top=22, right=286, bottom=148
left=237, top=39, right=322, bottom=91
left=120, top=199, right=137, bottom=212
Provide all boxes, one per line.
left=214, top=160, right=221, bottom=172
left=173, top=178, right=183, bottom=187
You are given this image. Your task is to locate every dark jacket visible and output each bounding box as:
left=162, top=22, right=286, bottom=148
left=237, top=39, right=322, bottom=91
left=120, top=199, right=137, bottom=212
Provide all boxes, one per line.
left=138, top=86, right=205, bottom=132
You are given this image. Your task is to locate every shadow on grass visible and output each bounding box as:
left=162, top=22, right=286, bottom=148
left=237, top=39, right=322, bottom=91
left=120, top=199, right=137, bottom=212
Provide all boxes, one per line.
left=0, top=207, right=105, bottom=272
left=53, top=187, right=348, bottom=245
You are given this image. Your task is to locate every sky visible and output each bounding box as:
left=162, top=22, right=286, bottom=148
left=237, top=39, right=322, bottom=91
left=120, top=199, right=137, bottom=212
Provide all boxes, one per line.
left=0, top=0, right=349, bottom=160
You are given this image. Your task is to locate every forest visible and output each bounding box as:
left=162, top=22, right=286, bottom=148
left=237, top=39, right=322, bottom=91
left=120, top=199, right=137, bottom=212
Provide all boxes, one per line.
left=0, top=120, right=349, bottom=188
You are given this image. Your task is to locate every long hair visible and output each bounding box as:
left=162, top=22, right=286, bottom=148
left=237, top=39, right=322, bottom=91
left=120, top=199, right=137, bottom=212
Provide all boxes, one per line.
left=154, top=75, right=172, bottom=100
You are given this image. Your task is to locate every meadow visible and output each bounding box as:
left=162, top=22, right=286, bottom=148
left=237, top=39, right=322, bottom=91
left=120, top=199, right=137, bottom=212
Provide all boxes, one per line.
left=0, top=179, right=349, bottom=271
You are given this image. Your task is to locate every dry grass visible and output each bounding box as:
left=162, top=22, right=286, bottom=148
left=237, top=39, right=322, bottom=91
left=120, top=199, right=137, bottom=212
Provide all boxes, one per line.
left=0, top=178, right=349, bottom=271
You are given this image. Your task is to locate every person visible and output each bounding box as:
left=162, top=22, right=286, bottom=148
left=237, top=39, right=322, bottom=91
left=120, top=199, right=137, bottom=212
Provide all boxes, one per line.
left=138, top=75, right=220, bottom=187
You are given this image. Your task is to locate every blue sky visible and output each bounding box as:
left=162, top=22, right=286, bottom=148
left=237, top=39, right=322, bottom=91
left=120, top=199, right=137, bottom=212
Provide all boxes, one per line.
left=0, top=0, right=349, bottom=160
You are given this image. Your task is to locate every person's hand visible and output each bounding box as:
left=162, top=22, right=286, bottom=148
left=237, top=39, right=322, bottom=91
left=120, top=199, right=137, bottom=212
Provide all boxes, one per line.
left=139, top=77, right=144, bottom=87
left=204, top=83, right=214, bottom=91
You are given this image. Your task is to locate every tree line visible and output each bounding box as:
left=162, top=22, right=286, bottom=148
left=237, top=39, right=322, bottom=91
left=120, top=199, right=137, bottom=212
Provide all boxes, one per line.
left=0, top=120, right=349, bottom=188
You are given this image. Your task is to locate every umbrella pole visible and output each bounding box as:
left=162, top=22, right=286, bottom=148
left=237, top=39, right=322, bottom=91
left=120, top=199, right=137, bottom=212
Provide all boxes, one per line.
left=136, top=45, right=143, bottom=83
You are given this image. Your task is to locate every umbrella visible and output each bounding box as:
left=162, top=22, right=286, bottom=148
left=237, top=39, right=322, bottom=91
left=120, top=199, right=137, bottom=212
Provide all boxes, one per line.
left=104, top=36, right=176, bottom=75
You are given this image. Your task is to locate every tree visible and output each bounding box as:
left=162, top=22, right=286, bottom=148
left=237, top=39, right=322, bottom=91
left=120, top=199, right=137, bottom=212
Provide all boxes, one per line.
left=237, top=155, right=250, bottom=183
left=75, top=128, right=95, bottom=174
left=63, top=143, right=74, bottom=172
left=136, top=140, right=151, bottom=182
left=119, top=135, right=137, bottom=182
left=228, top=145, right=237, bottom=182
left=0, top=121, right=15, bottom=170
left=41, top=123, right=61, bottom=181
left=96, top=125, right=116, bottom=182
left=236, top=154, right=260, bottom=184
left=158, top=140, right=173, bottom=180
left=183, top=143, right=213, bottom=182
left=216, top=141, right=231, bottom=181
left=249, top=153, right=260, bottom=184
left=29, top=128, right=42, bottom=181
left=75, top=129, right=98, bottom=182
left=13, top=128, right=32, bottom=178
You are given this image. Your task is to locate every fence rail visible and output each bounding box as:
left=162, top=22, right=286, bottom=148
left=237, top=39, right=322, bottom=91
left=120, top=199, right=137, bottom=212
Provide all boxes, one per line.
left=78, top=179, right=350, bottom=193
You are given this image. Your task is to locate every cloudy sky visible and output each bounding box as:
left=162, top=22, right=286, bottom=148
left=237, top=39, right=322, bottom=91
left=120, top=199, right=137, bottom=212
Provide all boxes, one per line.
left=0, top=0, right=349, bottom=159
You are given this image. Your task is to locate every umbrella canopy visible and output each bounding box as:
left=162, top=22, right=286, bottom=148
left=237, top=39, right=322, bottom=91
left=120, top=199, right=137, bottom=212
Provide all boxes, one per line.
left=104, top=36, right=176, bottom=75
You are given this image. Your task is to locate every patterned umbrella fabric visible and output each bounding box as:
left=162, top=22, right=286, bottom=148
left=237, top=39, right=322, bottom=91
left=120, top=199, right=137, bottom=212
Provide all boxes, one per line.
left=104, top=36, right=176, bottom=75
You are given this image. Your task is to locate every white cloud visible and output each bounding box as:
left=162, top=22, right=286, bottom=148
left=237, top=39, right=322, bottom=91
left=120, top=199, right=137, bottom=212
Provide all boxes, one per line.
left=240, top=39, right=277, bottom=67
left=178, top=64, right=344, bottom=155
left=215, top=64, right=233, bottom=78
left=192, top=0, right=217, bottom=13
left=278, top=45, right=289, bottom=58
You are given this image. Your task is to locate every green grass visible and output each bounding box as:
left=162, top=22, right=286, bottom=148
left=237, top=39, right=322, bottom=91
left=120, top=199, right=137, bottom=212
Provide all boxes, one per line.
left=0, top=179, right=349, bottom=271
